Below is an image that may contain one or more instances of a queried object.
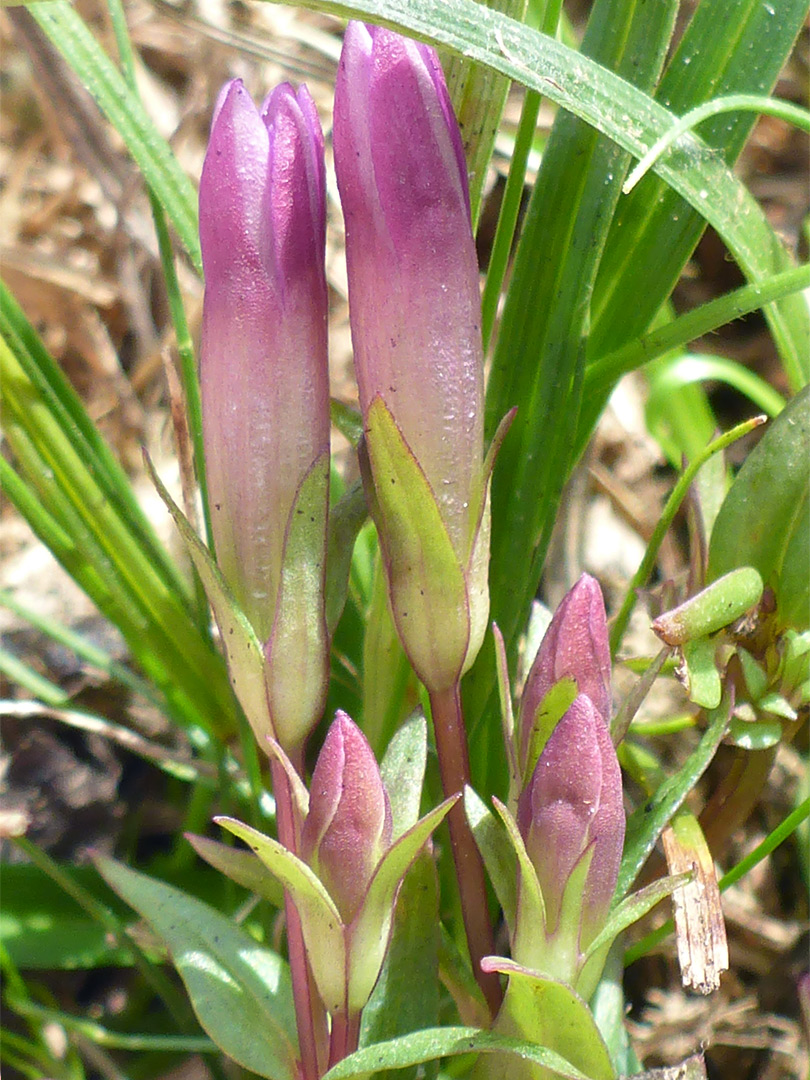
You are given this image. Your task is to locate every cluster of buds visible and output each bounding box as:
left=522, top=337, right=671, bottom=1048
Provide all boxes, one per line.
left=217, top=712, right=454, bottom=1019
left=498, top=576, right=626, bottom=999
left=191, top=19, right=489, bottom=1070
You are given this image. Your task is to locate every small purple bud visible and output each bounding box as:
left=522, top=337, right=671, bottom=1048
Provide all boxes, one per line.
left=517, top=694, right=624, bottom=942
left=199, top=79, right=329, bottom=643
left=302, top=711, right=393, bottom=923
left=519, top=574, right=612, bottom=774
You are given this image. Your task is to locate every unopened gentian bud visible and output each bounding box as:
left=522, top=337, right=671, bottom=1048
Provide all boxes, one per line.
left=518, top=574, right=612, bottom=780
left=334, top=23, right=490, bottom=692
left=302, top=711, right=393, bottom=923
left=517, top=694, right=624, bottom=952
left=199, top=80, right=330, bottom=755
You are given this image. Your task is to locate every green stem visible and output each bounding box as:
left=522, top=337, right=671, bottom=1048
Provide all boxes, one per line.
left=429, top=684, right=502, bottom=1017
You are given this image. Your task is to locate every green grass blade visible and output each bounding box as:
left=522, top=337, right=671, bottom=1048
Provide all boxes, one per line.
left=27, top=0, right=201, bottom=274
left=466, top=0, right=680, bottom=787
left=589, top=0, right=809, bottom=383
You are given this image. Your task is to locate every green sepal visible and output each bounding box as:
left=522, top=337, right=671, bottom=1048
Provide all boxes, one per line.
left=380, top=712, right=428, bottom=840
left=491, top=797, right=547, bottom=955
left=349, top=797, right=458, bottom=1013
left=266, top=449, right=330, bottom=753
left=492, top=623, right=519, bottom=798
left=522, top=678, right=579, bottom=787
left=682, top=637, right=722, bottom=709
left=213, top=816, right=345, bottom=1014
left=481, top=960, right=615, bottom=1080
left=708, top=385, right=810, bottom=632
left=362, top=395, right=470, bottom=691
left=144, top=452, right=274, bottom=746
left=185, top=834, right=284, bottom=909
left=578, top=872, right=691, bottom=996
left=465, top=785, right=518, bottom=936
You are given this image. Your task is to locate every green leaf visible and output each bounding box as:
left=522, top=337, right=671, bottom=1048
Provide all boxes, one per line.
left=380, top=712, right=428, bottom=839
left=491, top=797, right=546, bottom=953
left=728, top=714, right=783, bottom=750
left=185, top=835, right=284, bottom=909
left=322, top=1026, right=593, bottom=1080
left=327, top=479, right=369, bottom=634
left=351, top=798, right=457, bottom=1013
left=708, top=386, right=810, bottom=632
left=465, top=786, right=518, bottom=934
left=359, top=851, right=440, bottom=1080
left=96, top=858, right=298, bottom=1079
left=583, top=873, right=691, bottom=969
left=618, top=692, right=732, bottom=898
left=681, top=637, right=722, bottom=710
left=28, top=1, right=201, bottom=273
left=482, top=962, right=615, bottom=1080
left=652, top=569, right=764, bottom=646
left=363, top=395, right=470, bottom=690
left=213, top=816, right=346, bottom=1013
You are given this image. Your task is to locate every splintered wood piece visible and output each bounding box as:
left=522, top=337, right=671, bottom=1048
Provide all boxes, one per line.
left=662, top=811, right=729, bottom=994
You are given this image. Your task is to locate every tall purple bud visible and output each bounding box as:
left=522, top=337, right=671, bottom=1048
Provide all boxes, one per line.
left=199, top=81, right=330, bottom=756
left=517, top=695, right=624, bottom=950
left=334, top=23, right=489, bottom=692
left=518, top=574, right=612, bottom=780
left=302, top=711, right=393, bottom=924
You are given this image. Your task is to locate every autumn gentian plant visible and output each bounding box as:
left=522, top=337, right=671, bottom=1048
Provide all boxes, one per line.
left=4, top=4, right=809, bottom=1080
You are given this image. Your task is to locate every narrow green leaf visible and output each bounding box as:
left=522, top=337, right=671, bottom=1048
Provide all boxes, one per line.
left=618, top=692, right=732, bottom=899
left=323, top=1026, right=592, bottom=1080
left=359, top=851, right=440, bottom=1080
left=708, top=386, right=810, bottom=631
left=465, top=786, right=517, bottom=934
left=380, top=712, right=428, bottom=839
left=97, top=858, right=298, bottom=1079
left=29, top=1, right=201, bottom=273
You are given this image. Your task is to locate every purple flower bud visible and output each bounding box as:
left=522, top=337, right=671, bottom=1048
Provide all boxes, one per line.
left=334, top=24, right=489, bottom=689
left=519, top=575, right=612, bottom=775
left=517, top=694, right=624, bottom=943
left=302, top=711, right=393, bottom=923
left=199, top=79, right=329, bottom=643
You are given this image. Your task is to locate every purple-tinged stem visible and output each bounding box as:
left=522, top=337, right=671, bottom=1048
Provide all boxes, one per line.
left=271, top=759, right=328, bottom=1080
left=429, top=684, right=502, bottom=1016
left=327, top=1011, right=360, bottom=1069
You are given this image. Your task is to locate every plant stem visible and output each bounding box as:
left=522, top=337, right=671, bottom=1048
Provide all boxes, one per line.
left=271, top=760, right=328, bottom=1080
left=429, top=684, right=502, bottom=1016
left=327, top=1012, right=361, bottom=1069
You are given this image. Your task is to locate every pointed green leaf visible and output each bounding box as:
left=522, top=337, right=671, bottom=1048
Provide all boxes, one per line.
left=322, top=1026, right=592, bottom=1080
left=380, top=713, right=428, bottom=840
left=349, top=798, right=457, bottom=1014
left=491, top=797, right=546, bottom=954
left=326, top=479, right=369, bottom=634
left=185, top=835, right=284, bottom=909
left=145, top=455, right=274, bottom=747
left=363, top=395, right=470, bottom=690
left=359, top=850, right=440, bottom=1080
left=618, top=692, right=732, bottom=898
left=583, top=873, right=691, bottom=968
left=96, top=858, right=297, bottom=1080
left=465, top=786, right=517, bottom=935
left=484, top=962, right=615, bottom=1080
left=728, top=715, right=783, bottom=750
left=213, top=816, right=346, bottom=1014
